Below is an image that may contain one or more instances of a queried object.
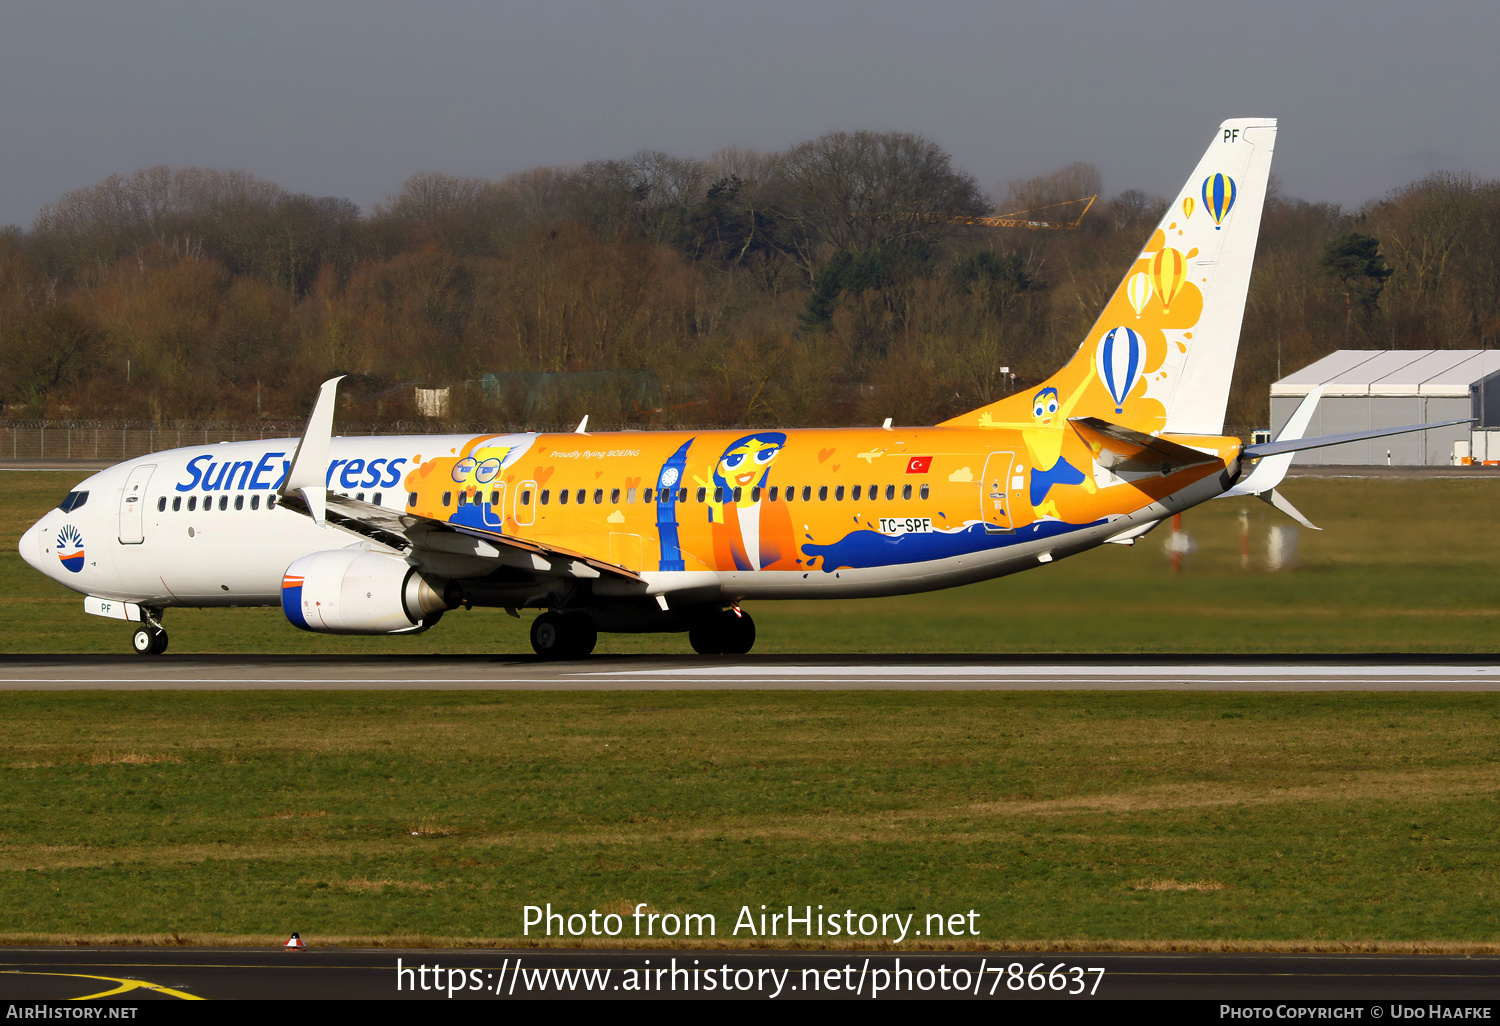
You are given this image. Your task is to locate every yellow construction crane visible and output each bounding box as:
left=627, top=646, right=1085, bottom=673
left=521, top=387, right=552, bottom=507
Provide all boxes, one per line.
left=915, top=194, right=1097, bottom=231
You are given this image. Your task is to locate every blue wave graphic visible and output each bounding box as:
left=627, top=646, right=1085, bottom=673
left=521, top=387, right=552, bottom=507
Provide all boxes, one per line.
left=802, top=517, right=1102, bottom=573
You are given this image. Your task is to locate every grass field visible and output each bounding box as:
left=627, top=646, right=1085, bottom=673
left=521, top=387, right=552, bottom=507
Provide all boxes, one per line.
left=2, top=469, right=1499, bottom=948
left=1, top=690, right=1498, bottom=947
left=3, top=470, right=1500, bottom=655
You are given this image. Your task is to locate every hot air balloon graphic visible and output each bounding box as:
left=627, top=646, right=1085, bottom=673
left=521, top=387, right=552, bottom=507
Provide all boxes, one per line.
left=1151, top=247, right=1187, bottom=312
left=1202, top=173, right=1236, bottom=228
left=1182, top=196, right=1195, bottom=220
left=1126, top=272, right=1154, bottom=317
left=1096, top=326, right=1145, bottom=415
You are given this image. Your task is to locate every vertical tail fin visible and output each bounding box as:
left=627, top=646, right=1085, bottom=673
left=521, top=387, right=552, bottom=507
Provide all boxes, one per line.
left=942, top=118, right=1277, bottom=436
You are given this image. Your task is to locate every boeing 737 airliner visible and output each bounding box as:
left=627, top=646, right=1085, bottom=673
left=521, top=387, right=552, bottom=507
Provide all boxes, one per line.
left=16, top=119, right=1465, bottom=657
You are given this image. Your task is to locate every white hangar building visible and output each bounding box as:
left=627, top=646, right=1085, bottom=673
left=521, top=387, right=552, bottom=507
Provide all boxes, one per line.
left=1269, top=350, right=1500, bottom=465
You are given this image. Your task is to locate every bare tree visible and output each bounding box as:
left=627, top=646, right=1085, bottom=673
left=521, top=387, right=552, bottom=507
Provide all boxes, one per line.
left=569, top=151, right=710, bottom=243
left=378, top=171, right=492, bottom=223
left=501, top=166, right=580, bottom=225
left=998, top=162, right=1102, bottom=218
left=375, top=172, right=520, bottom=258
left=707, top=147, right=780, bottom=191
left=766, top=130, right=985, bottom=276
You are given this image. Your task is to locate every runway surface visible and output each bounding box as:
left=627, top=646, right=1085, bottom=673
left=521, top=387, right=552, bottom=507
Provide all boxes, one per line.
left=3, top=654, right=1500, bottom=690
left=3, top=947, right=1499, bottom=1001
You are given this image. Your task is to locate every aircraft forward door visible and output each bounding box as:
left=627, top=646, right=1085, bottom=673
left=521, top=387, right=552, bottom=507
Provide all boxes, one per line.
left=118, top=464, right=156, bottom=544
left=980, top=452, right=1015, bottom=533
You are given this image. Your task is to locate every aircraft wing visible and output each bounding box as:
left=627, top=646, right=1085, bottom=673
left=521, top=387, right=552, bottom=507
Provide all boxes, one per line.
left=275, top=378, right=643, bottom=583
left=275, top=489, right=411, bottom=550
left=275, top=490, right=645, bottom=583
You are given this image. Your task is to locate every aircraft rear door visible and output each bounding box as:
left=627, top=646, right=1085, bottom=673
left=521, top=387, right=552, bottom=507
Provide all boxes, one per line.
left=980, top=452, right=1015, bottom=533
left=118, top=464, right=156, bottom=544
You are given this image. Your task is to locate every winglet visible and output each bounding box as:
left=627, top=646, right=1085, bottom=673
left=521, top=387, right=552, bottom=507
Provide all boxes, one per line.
left=1225, top=387, right=1322, bottom=497
left=1223, top=389, right=1323, bottom=528
left=280, top=376, right=344, bottom=527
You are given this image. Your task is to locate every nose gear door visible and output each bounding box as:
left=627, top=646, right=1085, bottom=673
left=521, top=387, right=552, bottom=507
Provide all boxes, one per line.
left=980, top=452, right=1015, bottom=533
left=118, top=464, right=156, bottom=544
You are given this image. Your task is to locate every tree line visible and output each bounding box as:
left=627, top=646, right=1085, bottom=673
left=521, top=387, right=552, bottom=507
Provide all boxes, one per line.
left=2, top=131, right=1497, bottom=434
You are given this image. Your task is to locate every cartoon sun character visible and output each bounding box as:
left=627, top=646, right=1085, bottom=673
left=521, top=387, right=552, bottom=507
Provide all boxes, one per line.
left=420, top=436, right=521, bottom=530
left=465, top=442, right=517, bottom=526
left=978, top=378, right=1098, bottom=519
left=697, top=432, right=795, bottom=571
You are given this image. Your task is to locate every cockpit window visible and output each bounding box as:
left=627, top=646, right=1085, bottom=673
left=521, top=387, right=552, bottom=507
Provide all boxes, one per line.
left=57, top=491, right=89, bottom=513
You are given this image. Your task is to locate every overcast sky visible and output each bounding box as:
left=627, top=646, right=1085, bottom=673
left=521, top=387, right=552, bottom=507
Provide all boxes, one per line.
left=2, top=1, right=1495, bottom=227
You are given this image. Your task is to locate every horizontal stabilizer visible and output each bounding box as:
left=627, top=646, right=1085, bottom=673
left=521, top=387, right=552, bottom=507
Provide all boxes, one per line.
left=1070, top=417, right=1223, bottom=473
left=1244, top=417, right=1472, bottom=459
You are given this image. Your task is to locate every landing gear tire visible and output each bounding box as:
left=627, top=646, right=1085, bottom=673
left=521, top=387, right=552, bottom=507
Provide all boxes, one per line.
left=566, top=613, right=598, bottom=658
left=132, top=626, right=168, bottom=656
left=530, top=611, right=598, bottom=660
left=689, top=607, right=755, bottom=656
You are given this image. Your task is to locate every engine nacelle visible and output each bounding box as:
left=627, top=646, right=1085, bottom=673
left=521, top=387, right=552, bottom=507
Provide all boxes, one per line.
left=281, top=550, right=449, bottom=634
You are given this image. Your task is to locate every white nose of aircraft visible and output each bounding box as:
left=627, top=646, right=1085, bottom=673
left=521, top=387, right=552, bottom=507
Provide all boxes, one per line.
left=19, top=515, right=54, bottom=579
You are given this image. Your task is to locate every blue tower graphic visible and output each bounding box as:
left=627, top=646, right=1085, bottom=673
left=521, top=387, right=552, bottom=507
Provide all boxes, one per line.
left=655, top=439, right=693, bottom=571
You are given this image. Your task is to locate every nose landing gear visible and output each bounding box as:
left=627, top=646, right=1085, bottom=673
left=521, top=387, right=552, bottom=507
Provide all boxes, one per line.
left=130, top=609, right=168, bottom=656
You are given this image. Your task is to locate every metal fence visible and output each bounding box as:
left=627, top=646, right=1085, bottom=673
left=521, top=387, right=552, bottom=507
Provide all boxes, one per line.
left=0, top=415, right=788, bottom=461
left=0, top=422, right=468, bottom=461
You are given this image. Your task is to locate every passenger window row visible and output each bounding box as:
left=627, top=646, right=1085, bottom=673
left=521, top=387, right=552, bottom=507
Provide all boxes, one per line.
left=157, top=494, right=277, bottom=512
left=153, top=491, right=385, bottom=513
left=415, top=482, right=932, bottom=509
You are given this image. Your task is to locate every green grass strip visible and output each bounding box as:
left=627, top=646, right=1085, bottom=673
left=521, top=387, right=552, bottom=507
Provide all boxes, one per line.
left=3, top=690, right=1498, bottom=946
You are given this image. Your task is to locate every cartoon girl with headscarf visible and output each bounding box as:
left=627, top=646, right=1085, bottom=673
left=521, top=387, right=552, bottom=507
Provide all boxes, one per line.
left=697, top=432, right=796, bottom=571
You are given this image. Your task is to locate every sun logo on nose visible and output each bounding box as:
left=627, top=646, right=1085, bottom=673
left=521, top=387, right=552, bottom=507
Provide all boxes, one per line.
left=56, top=524, right=85, bottom=573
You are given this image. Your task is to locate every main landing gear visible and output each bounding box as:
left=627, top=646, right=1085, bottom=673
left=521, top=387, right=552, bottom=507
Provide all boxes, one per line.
left=689, top=606, right=756, bottom=656
left=131, top=610, right=168, bottom=656
left=527, top=606, right=757, bottom=659
left=530, top=610, right=598, bottom=660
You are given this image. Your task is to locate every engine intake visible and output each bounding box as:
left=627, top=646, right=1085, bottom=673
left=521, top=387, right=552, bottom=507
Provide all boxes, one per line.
left=281, top=550, right=448, bottom=634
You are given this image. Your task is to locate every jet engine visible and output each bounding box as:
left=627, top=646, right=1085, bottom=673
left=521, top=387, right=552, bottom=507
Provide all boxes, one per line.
left=281, top=550, right=448, bottom=634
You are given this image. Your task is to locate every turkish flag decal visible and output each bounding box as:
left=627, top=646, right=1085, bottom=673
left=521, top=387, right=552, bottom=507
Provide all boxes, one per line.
left=906, top=456, right=932, bottom=474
